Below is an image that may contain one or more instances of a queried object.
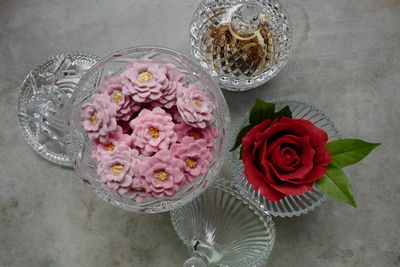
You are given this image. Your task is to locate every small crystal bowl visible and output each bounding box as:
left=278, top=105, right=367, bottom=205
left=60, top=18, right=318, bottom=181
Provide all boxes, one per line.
left=67, top=46, right=231, bottom=213
left=171, top=178, right=275, bottom=267
left=190, top=0, right=292, bottom=91
left=229, top=99, right=341, bottom=217
left=17, top=52, right=100, bottom=166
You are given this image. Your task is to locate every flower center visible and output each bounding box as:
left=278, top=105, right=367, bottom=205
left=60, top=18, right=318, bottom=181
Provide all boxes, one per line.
left=155, top=171, right=168, bottom=181
left=148, top=127, right=160, bottom=138
left=185, top=157, right=198, bottom=168
left=280, top=147, right=300, bottom=167
left=104, top=144, right=115, bottom=151
left=284, top=151, right=293, bottom=160
left=138, top=71, right=153, bottom=83
left=90, top=115, right=97, bottom=124
left=111, top=163, right=124, bottom=175
left=189, top=131, right=201, bottom=140
left=192, top=97, right=202, bottom=107
left=113, top=92, right=123, bottom=103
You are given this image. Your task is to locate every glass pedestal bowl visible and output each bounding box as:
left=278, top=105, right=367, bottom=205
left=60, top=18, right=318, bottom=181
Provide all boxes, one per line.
left=171, top=178, right=275, bottom=267
left=229, top=99, right=341, bottom=217
left=66, top=46, right=231, bottom=213
left=190, top=0, right=292, bottom=91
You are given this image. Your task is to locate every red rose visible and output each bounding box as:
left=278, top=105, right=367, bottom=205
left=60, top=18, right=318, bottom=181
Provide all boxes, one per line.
left=241, top=117, right=331, bottom=201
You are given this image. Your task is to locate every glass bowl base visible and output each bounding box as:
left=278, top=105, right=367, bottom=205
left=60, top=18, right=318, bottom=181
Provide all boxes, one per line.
left=171, top=179, right=275, bottom=266
left=17, top=52, right=100, bottom=166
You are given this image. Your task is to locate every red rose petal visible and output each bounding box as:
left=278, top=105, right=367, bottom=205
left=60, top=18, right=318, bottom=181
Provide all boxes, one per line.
left=244, top=159, right=286, bottom=201
left=243, top=157, right=267, bottom=190
left=268, top=136, right=315, bottom=181
left=253, top=143, right=276, bottom=185
left=280, top=117, right=328, bottom=146
left=319, top=149, right=332, bottom=167
left=281, top=147, right=300, bottom=167
left=301, top=166, right=327, bottom=183
left=242, top=119, right=273, bottom=161
left=253, top=120, right=290, bottom=150
left=270, top=181, right=314, bottom=196
left=255, top=141, right=269, bottom=174
left=260, top=184, right=286, bottom=201
left=269, top=138, right=299, bottom=172
left=280, top=117, right=330, bottom=165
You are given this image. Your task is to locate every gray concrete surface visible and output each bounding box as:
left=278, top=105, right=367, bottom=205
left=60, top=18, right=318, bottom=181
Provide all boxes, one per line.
left=0, top=0, right=399, bottom=266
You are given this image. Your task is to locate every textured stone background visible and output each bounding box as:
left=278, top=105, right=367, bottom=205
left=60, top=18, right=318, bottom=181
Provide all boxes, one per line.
left=0, top=0, right=399, bottom=266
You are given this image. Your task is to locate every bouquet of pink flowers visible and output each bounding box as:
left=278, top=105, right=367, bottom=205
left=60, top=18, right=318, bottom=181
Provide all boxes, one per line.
left=81, top=60, right=219, bottom=202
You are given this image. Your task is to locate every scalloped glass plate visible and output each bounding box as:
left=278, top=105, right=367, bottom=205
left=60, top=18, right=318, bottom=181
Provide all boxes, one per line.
left=228, top=99, right=341, bottom=217
left=171, top=178, right=275, bottom=267
left=17, top=52, right=100, bottom=166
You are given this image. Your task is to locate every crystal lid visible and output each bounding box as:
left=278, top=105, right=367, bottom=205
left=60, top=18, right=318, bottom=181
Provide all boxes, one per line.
left=190, top=0, right=292, bottom=91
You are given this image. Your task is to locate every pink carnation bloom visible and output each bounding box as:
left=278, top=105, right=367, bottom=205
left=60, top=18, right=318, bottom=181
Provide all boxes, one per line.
left=176, top=84, right=214, bottom=129
left=174, top=122, right=219, bottom=151
left=96, top=75, right=141, bottom=121
left=121, top=60, right=168, bottom=103
left=97, top=144, right=141, bottom=193
left=129, top=107, right=177, bottom=156
left=171, top=137, right=212, bottom=183
left=136, top=150, right=185, bottom=199
left=81, top=93, right=118, bottom=143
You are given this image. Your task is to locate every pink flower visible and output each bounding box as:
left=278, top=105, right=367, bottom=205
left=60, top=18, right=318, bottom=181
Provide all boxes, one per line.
left=121, top=60, right=168, bottom=103
left=81, top=93, right=118, bottom=143
left=174, top=122, right=219, bottom=151
left=154, top=63, right=186, bottom=108
left=136, top=150, right=185, bottom=198
left=165, top=106, right=185, bottom=124
left=96, top=75, right=123, bottom=94
left=91, top=127, right=130, bottom=161
left=171, top=137, right=212, bottom=183
left=97, top=144, right=141, bottom=192
left=96, top=75, right=141, bottom=121
left=120, top=177, right=148, bottom=202
left=176, top=84, right=214, bottom=129
left=129, top=107, right=177, bottom=156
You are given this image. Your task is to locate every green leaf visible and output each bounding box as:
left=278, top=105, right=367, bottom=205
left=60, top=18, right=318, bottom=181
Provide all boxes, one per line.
left=249, top=99, right=275, bottom=125
left=327, top=139, right=380, bottom=168
left=315, top=164, right=356, bottom=207
left=274, top=106, right=292, bottom=120
left=230, top=125, right=253, bottom=152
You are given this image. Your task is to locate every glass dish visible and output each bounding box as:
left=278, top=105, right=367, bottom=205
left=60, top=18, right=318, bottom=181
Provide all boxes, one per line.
left=229, top=99, right=341, bottom=217
left=67, top=46, right=231, bottom=213
left=171, top=178, right=275, bottom=267
left=17, top=52, right=100, bottom=166
left=190, top=0, right=292, bottom=91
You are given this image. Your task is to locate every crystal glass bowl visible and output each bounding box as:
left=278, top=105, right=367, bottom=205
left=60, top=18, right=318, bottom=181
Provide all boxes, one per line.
left=171, top=179, right=275, bottom=267
left=67, top=47, right=231, bottom=213
left=229, top=99, right=341, bottom=217
left=17, top=52, right=100, bottom=166
left=190, top=0, right=292, bottom=91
